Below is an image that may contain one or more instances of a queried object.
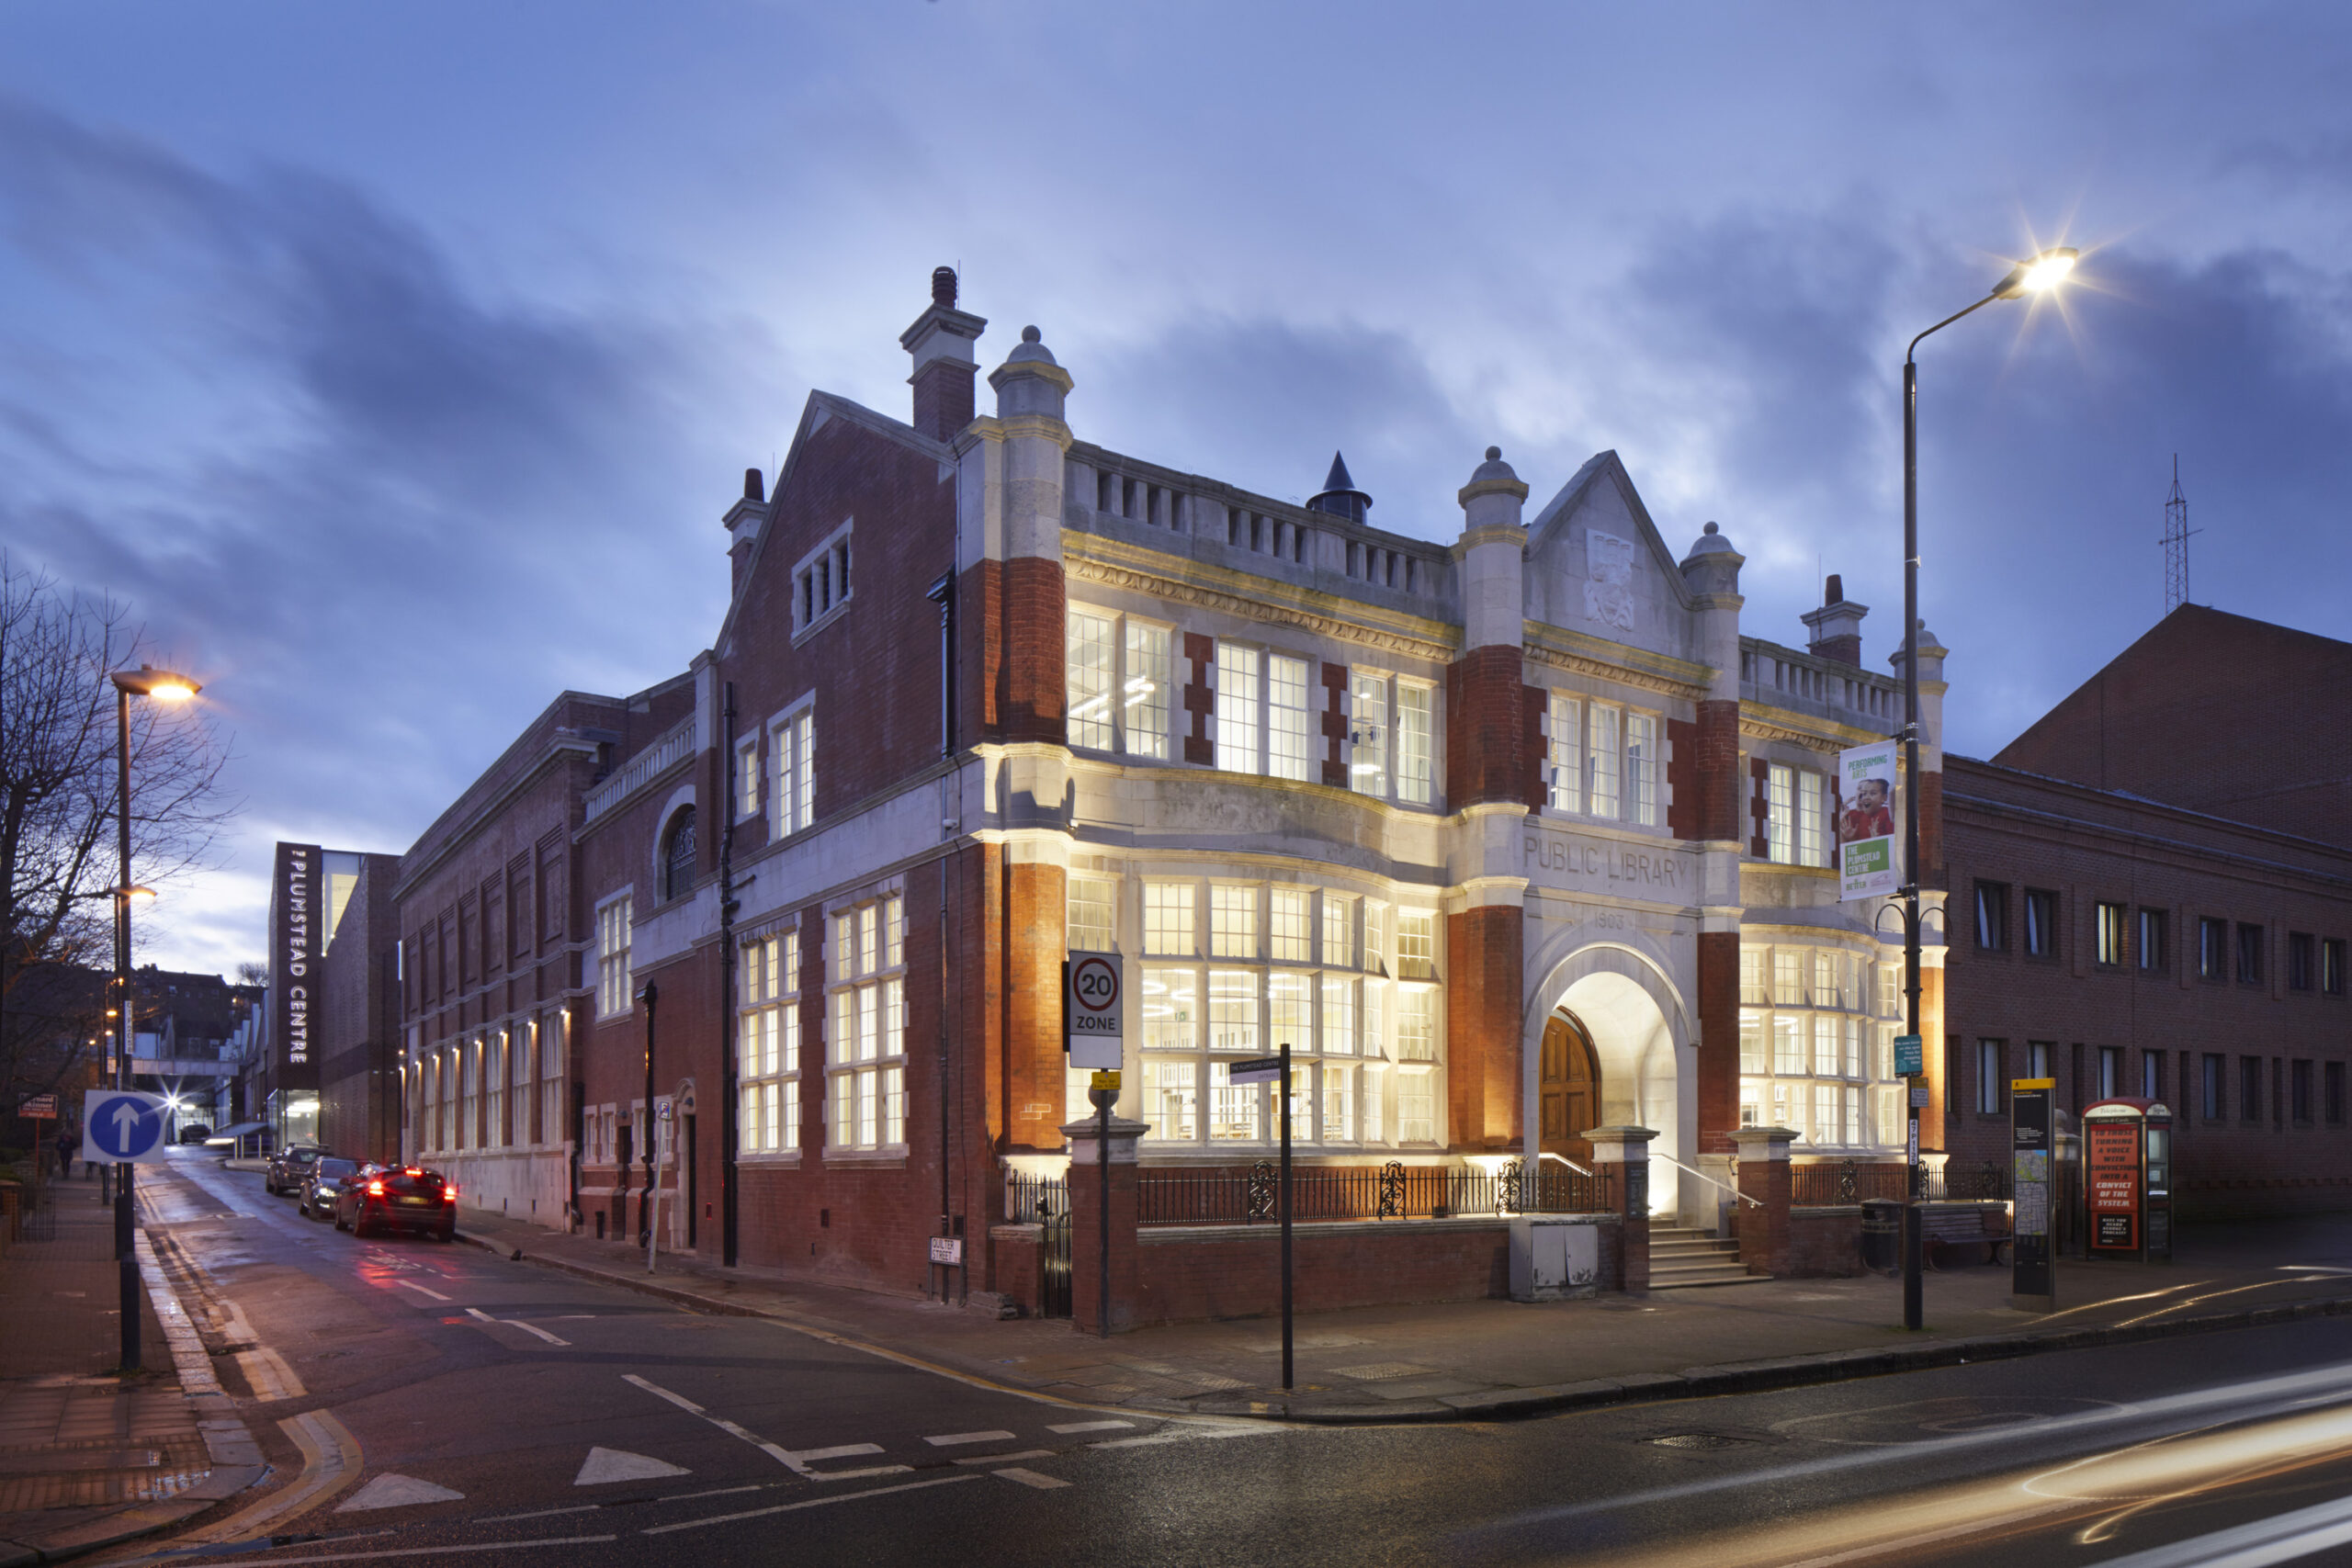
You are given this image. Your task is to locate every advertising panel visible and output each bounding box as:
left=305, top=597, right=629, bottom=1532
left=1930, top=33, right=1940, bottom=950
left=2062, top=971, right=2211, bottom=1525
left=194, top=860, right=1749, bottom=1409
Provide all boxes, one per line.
left=2011, top=1079, right=2055, bottom=1305
left=2086, top=1120, right=2141, bottom=1253
left=1837, top=742, right=1900, bottom=902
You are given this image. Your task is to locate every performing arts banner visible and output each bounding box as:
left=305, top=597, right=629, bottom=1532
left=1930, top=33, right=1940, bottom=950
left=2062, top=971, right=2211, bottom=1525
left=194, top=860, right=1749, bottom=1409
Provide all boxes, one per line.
left=1837, top=741, right=1900, bottom=902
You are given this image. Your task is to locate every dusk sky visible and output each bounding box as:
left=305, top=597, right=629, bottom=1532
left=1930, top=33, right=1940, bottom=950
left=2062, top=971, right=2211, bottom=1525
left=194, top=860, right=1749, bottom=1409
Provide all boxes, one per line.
left=6, top=4, right=2348, bottom=977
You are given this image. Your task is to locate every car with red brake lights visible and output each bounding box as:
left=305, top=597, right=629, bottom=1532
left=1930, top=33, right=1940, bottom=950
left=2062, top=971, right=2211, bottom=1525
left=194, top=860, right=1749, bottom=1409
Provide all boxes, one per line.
left=334, top=1163, right=458, bottom=1240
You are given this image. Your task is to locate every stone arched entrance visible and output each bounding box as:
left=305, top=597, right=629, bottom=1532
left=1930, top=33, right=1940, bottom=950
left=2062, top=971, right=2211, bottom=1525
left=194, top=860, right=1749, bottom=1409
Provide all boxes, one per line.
left=1524, top=942, right=1694, bottom=1218
left=1538, top=1012, right=1603, bottom=1167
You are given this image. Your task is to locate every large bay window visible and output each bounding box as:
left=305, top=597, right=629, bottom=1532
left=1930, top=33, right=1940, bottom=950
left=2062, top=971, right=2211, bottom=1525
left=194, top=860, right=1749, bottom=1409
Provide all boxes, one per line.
left=1736, top=940, right=1902, bottom=1151
left=1067, top=608, right=1172, bottom=760
left=827, top=896, right=905, bottom=1152
left=1136, top=876, right=1439, bottom=1150
left=741, top=927, right=802, bottom=1155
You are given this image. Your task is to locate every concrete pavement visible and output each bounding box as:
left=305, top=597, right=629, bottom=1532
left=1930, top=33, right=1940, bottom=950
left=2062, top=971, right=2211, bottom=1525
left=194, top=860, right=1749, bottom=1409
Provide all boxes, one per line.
left=0, top=1166, right=264, bottom=1567
left=447, top=1202, right=2352, bottom=1423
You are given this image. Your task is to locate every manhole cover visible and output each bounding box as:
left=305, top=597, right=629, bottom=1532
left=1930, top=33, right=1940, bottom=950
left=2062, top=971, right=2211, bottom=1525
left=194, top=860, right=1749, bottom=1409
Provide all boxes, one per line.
left=1647, top=1433, right=1750, bottom=1450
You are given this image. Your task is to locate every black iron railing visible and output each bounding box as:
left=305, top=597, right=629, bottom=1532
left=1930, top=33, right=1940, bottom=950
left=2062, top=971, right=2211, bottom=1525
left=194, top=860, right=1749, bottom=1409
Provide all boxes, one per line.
left=1136, top=1159, right=1611, bottom=1226
left=1788, top=1158, right=2011, bottom=1205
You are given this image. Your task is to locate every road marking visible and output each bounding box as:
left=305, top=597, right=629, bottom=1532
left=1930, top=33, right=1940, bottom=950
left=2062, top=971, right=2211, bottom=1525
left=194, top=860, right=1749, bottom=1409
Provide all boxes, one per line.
left=790, top=1444, right=884, bottom=1462
left=641, top=1474, right=979, bottom=1534
left=954, top=1450, right=1055, bottom=1465
left=621, top=1375, right=909, bottom=1482
left=576, top=1448, right=690, bottom=1485
left=1047, top=1419, right=1134, bottom=1434
left=925, top=1429, right=1016, bottom=1447
left=236, top=1345, right=308, bottom=1401
left=334, top=1473, right=466, bottom=1512
left=146, top=1536, right=616, bottom=1567
left=461, top=1307, right=570, bottom=1345
left=394, top=1280, right=450, bottom=1301
left=466, top=1307, right=496, bottom=1322
left=993, top=1468, right=1070, bottom=1490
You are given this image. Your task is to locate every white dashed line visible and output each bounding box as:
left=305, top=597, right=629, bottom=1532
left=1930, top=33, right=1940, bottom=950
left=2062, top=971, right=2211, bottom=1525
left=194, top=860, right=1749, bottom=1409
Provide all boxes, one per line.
left=993, top=1468, right=1071, bottom=1490
left=789, top=1444, right=884, bottom=1462
left=924, top=1430, right=1016, bottom=1447
left=151, top=1536, right=617, bottom=1566
left=954, top=1450, right=1055, bottom=1466
left=1047, top=1420, right=1134, bottom=1435
left=506, top=1319, right=571, bottom=1346
left=641, top=1473, right=979, bottom=1534
left=393, top=1280, right=450, bottom=1302
left=620, top=1375, right=909, bottom=1483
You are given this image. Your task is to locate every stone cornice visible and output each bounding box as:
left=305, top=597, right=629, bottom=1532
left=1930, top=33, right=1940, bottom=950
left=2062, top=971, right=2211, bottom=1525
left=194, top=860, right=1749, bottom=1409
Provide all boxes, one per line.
left=1521, top=622, right=1714, bottom=701
left=1063, top=534, right=1461, bottom=664
left=1454, top=524, right=1527, bottom=555
left=1740, top=703, right=1893, bottom=750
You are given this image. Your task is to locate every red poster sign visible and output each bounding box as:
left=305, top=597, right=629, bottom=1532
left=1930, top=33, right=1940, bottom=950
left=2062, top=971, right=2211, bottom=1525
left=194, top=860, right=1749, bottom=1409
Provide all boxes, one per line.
left=2086, top=1121, right=2139, bottom=1251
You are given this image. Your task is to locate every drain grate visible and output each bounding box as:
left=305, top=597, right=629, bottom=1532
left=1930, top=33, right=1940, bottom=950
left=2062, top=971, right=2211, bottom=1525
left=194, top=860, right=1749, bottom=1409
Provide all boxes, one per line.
left=1646, top=1433, right=1750, bottom=1450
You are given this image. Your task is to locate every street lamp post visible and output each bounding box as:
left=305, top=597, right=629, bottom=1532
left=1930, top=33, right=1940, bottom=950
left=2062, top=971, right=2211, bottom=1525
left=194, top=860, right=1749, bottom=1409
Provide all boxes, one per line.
left=1898, top=248, right=2075, bottom=1332
left=107, top=662, right=200, bottom=1371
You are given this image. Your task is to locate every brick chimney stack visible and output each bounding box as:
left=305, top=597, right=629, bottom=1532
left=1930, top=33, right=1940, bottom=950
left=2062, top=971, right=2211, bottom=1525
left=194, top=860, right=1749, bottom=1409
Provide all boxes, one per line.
left=900, top=265, right=987, bottom=443
left=1800, top=572, right=1869, bottom=668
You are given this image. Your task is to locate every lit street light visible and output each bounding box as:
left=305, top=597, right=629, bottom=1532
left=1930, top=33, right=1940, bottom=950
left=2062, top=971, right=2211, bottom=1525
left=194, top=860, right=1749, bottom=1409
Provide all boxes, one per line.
left=108, top=660, right=203, bottom=1371
left=1898, top=248, right=2075, bottom=1332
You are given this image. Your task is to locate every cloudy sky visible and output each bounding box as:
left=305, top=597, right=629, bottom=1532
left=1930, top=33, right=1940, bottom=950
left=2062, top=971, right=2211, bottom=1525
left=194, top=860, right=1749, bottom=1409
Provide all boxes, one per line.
left=6, top=3, right=2348, bottom=976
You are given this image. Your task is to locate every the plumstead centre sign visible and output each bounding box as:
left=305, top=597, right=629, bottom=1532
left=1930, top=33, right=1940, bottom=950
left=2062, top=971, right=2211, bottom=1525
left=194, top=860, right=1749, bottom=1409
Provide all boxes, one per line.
left=271, top=841, right=322, bottom=1086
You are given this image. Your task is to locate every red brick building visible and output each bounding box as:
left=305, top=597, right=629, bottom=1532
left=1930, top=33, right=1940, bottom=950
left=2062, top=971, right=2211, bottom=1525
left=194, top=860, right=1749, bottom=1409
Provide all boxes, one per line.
left=393, top=269, right=1952, bottom=1314
left=1942, top=609, right=2352, bottom=1217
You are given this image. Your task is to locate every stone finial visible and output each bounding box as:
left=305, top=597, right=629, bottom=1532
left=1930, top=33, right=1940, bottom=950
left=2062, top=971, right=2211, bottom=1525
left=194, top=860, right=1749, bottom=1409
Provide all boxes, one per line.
left=989, top=324, right=1074, bottom=421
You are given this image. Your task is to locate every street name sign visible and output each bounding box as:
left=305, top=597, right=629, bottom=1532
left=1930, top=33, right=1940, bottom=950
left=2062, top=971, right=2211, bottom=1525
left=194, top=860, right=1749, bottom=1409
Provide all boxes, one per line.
left=1227, top=1055, right=1285, bottom=1087
left=1063, top=953, right=1123, bottom=1070
left=81, top=1090, right=169, bottom=1165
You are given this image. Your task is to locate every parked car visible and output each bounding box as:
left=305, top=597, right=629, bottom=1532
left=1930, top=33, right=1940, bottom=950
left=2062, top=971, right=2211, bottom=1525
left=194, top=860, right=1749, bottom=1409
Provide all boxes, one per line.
left=265, top=1145, right=329, bottom=1196
left=334, top=1164, right=458, bottom=1240
left=176, top=1123, right=212, bottom=1145
left=300, top=1156, right=361, bottom=1221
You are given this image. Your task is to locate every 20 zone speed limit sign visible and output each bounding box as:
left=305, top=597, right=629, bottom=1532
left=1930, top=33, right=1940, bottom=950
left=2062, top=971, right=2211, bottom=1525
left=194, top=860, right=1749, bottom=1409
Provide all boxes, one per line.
left=1065, top=953, right=1123, bottom=1069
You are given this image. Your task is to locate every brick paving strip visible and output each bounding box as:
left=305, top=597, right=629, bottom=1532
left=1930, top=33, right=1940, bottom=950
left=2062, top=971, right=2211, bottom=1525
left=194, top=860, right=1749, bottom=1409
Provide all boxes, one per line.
left=447, top=1203, right=2352, bottom=1427
left=0, top=1171, right=266, bottom=1567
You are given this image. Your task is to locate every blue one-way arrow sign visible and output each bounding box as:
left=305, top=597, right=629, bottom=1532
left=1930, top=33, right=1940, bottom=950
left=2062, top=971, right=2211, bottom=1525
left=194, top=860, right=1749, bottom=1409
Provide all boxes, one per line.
left=82, top=1090, right=169, bottom=1164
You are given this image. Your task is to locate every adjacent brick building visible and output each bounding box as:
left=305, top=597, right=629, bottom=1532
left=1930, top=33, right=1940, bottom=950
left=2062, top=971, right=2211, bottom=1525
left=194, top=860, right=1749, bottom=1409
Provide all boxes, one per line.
left=390, top=269, right=1951, bottom=1311
left=1942, top=608, right=2352, bottom=1217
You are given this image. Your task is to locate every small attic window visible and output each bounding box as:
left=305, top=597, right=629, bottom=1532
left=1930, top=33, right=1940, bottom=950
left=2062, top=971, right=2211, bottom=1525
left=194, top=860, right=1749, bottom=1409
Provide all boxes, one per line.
left=793, top=521, right=854, bottom=639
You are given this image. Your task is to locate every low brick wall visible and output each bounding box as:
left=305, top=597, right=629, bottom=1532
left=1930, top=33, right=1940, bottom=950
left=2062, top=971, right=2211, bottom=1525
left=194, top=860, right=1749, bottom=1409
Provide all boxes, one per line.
left=1132, top=1218, right=1518, bottom=1325
left=1788, top=1206, right=1866, bottom=1277
left=989, top=1224, right=1043, bottom=1317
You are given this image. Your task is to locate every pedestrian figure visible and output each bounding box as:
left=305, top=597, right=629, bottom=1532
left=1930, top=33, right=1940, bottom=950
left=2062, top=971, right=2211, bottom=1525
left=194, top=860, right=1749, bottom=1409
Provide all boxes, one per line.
left=58, top=1126, right=80, bottom=1178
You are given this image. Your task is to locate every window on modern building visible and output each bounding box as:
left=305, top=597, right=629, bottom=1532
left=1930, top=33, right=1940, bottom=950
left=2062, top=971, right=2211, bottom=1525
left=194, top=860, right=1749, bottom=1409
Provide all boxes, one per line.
left=2096, top=902, right=2126, bottom=967
left=2236, top=922, right=2264, bottom=986
left=740, top=927, right=800, bottom=1155
left=2292, top=1059, right=2313, bottom=1124
left=2328, top=1062, right=2346, bottom=1127
left=1215, top=643, right=1261, bottom=775
left=1974, top=883, right=2007, bottom=951
left=1140, top=878, right=1436, bottom=1149
left=1976, top=1040, right=2003, bottom=1114
left=2098, top=1045, right=2121, bottom=1100
left=2199, top=917, right=2227, bottom=981
left=2202, top=1053, right=2225, bottom=1120
left=826, top=895, right=906, bottom=1152
left=1545, top=693, right=1581, bottom=814
left=2138, top=908, right=2167, bottom=973
left=2023, top=889, right=2059, bottom=960
left=2325, top=938, right=2347, bottom=998
left=2142, top=1049, right=2163, bottom=1101
left=595, top=897, right=632, bottom=1018
left=1627, top=714, right=1658, bottom=828
left=661, top=807, right=696, bottom=903
left=2289, top=931, right=2315, bottom=992
left=1068, top=875, right=1116, bottom=953
left=2239, top=1055, right=2262, bottom=1122
left=2028, top=1041, right=2053, bottom=1082
left=774, top=707, right=814, bottom=837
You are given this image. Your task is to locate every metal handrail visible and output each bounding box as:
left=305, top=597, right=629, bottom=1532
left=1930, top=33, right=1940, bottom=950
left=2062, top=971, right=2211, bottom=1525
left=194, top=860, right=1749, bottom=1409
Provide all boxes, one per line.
left=1651, top=1148, right=1764, bottom=1208
left=1538, top=1151, right=1595, bottom=1178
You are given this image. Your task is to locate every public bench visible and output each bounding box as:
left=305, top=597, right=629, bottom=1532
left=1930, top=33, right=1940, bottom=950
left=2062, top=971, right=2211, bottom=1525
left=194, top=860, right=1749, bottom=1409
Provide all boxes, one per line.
left=1922, top=1202, right=2011, bottom=1269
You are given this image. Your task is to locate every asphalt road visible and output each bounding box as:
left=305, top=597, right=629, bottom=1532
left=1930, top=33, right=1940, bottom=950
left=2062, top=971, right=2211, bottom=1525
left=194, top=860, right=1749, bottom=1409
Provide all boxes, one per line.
left=105, top=1149, right=2352, bottom=1568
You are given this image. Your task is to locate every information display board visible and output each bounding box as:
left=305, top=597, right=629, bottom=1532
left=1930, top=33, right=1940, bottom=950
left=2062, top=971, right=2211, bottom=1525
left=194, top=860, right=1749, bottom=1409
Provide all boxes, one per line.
left=2010, top=1078, right=2055, bottom=1308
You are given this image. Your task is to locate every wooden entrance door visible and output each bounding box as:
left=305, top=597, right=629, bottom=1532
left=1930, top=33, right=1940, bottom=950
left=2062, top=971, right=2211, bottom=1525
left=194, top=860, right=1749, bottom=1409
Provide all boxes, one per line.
left=1540, top=1012, right=1602, bottom=1165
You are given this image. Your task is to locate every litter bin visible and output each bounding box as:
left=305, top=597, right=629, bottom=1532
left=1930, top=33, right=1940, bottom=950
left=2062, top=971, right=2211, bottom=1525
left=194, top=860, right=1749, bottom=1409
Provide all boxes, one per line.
left=1861, top=1199, right=1901, bottom=1274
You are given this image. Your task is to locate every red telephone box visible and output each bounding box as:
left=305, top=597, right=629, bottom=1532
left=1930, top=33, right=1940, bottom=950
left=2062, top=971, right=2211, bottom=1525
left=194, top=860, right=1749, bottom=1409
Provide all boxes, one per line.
left=2083, top=1099, right=2173, bottom=1262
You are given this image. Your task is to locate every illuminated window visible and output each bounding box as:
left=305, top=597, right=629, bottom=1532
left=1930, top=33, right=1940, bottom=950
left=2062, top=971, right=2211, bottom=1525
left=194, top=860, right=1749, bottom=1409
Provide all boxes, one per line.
left=826, top=895, right=905, bottom=1151
left=1547, top=693, right=1583, bottom=814
left=1068, top=875, right=1116, bottom=954
left=739, top=928, right=801, bottom=1154
left=595, top=897, right=632, bottom=1019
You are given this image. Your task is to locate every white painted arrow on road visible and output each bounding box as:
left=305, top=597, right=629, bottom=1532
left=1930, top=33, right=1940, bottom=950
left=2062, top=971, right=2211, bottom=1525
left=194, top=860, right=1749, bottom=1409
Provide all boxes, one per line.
left=575, top=1447, right=691, bottom=1485
left=335, top=1473, right=466, bottom=1511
